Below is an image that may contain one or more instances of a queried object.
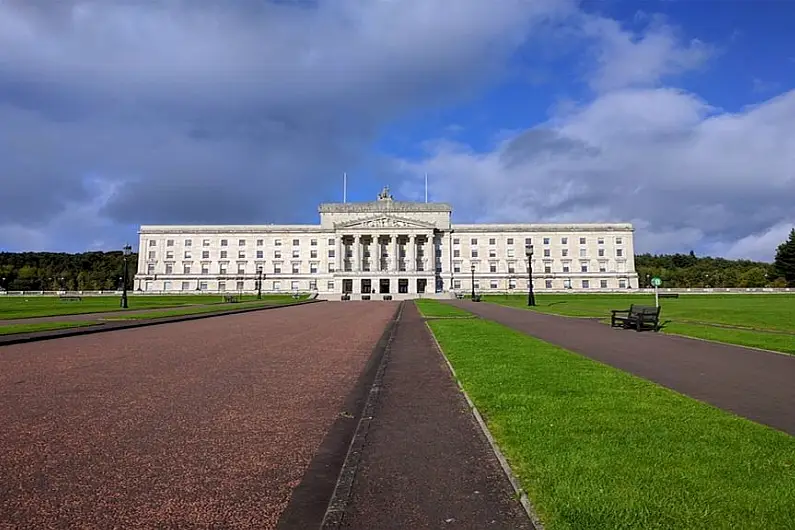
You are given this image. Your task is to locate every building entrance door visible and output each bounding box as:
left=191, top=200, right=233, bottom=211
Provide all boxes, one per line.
left=416, top=278, right=427, bottom=294
left=342, top=279, right=353, bottom=294
left=398, top=279, right=408, bottom=294
left=361, top=279, right=372, bottom=294
left=379, top=278, right=390, bottom=294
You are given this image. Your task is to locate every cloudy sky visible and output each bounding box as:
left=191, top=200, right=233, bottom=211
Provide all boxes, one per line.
left=1, top=0, right=793, bottom=260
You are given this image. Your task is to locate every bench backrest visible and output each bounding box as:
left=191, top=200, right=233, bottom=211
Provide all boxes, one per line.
left=629, top=304, right=660, bottom=317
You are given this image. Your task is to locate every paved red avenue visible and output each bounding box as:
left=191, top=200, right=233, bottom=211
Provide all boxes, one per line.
left=451, top=300, right=795, bottom=436
left=0, top=301, right=397, bottom=529
left=337, top=302, right=533, bottom=530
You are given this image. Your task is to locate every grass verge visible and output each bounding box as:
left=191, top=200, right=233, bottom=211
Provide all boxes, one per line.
left=0, top=321, right=101, bottom=335
left=415, top=299, right=473, bottom=318
left=427, top=316, right=795, bottom=530
left=106, top=299, right=304, bottom=321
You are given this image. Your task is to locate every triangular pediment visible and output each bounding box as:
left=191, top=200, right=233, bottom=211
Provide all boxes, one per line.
left=335, top=214, right=435, bottom=230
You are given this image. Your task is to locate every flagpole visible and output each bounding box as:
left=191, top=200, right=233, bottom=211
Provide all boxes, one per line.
left=343, top=172, right=347, bottom=203
left=425, top=172, right=428, bottom=203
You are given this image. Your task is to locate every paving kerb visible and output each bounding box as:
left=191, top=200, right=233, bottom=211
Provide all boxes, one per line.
left=0, top=299, right=321, bottom=347
left=317, top=301, right=405, bottom=530
left=277, top=301, right=402, bottom=530
left=424, top=318, right=544, bottom=530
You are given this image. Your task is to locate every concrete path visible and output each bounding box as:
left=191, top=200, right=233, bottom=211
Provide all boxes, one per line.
left=334, top=302, right=533, bottom=529
left=450, top=300, right=795, bottom=436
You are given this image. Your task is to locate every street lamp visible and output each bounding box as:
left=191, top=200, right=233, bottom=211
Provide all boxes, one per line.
left=525, top=244, right=536, bottom=306
left=470, top=263, right=476, bottom=299
left=256, top=266, right=263, bottom=300
left=121, top=244, right=132, bottom=308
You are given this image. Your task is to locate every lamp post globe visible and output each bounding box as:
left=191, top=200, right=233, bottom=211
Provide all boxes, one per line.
left=525, top=244, right=536, bottom=307
left=121, top=244, right=132, bottom=308
left=470, top=263, right=476, bottom=299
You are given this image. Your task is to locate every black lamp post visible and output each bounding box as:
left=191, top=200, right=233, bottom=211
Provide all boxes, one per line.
left=525, top=244, right=536, bottom=306
left=256, top=266, right=263, bottom=300
left=470, top=263, right=476, bottom=299
left=121, top=244, right=131, bottom=308
left=1, top=277, right=6, bottom=292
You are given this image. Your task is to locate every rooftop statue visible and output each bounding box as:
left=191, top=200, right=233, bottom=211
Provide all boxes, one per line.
left=377, top=186, right=393, bottom=201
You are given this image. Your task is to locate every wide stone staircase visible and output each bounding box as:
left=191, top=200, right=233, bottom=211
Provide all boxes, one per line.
left=317, top=291, right=456, bottom=301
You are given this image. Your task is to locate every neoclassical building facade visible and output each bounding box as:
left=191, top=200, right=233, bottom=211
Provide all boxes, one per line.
left=134, top=188, right=638, bottom=298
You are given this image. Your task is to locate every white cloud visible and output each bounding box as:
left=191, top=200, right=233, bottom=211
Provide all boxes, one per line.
left=398, top=87, right=795, bottom=261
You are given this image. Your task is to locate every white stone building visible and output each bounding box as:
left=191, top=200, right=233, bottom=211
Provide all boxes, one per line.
left=134, top=187, right=638, bottom=298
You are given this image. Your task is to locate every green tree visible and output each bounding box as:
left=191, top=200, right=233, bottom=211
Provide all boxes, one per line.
left=773, top=228, right=795, bottom=287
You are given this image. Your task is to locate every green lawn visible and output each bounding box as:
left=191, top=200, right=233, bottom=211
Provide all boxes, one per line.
left=486, top=294, right=795, bottom=354
left=0, top=294, right=292, bottom=320
left=415, top=299, right=473, bottom=318
left=427, top=315, right=795, bottom=530
left=0, top=321, right=102, bottom=335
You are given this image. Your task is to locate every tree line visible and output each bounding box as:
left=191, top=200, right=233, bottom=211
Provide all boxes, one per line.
left=1, top=229, right=793, bottom=291
left=0, top=251, right=138, bottom=292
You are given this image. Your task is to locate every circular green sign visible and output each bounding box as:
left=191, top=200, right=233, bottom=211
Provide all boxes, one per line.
left=651, top=277, right=662, bottom=287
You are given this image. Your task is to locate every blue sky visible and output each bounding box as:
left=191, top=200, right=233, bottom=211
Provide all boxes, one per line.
left=1, top=0, right=793, bottom=260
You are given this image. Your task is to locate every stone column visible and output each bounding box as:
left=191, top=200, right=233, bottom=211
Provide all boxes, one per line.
left=354, top=235, right=361, bottom=272
left=393, top=234, right=399, bottom=272
left=336, top=235, right=343, bottom=273
left=409, top=235, right=417, bottom=272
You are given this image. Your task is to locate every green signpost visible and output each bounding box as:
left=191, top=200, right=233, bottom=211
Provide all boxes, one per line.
left=651, top=277, right=662, bottom=306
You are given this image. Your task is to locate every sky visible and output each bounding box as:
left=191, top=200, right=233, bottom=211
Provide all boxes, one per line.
left=1, top=0, right=793, bottom=261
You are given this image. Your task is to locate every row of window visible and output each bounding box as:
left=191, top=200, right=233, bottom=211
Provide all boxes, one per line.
left=453, top=236, right=624, bottom=246
left=454, top=278, right=629, bottom=289
left=457, top=247, right=624, bottom=259
left=149, top=237, right=336, bottom=248
left=147, top=249, right=332, bottom=261
left=151, top=279, right=321, bottom=292
left=454, top=262, right=622, bottom=274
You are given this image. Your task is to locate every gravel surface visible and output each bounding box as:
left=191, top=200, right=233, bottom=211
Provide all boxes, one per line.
left=338, top=302, right=533, bottom=530
left=0, top=301, right=397, bottom=529
left=451, top=300, right=795, bottom=436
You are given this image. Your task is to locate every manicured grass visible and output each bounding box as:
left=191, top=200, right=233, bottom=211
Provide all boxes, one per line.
left=0, top=294, right=290, bottom=320
left=415, top=299, right=473, bottom=318
left=486, top=294, right=795, bottom=354
left=427, top=316, right=795, bottom=530
left=0, top=321, right=101, bottom=335
left=109, top=298, right=303, bottom=320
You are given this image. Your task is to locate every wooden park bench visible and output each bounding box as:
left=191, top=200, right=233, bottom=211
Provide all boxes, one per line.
left=59, top=294, right=82, bottom=302
left=610, top=304, right=661, bottom=332
left=658, top=293, right=679, bottom=299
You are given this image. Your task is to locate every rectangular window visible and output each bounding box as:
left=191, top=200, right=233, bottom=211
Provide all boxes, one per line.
left=219, top=264, right=227, bottom=274
left=525, top=237, right=532, bottom=245
left=471, top=238, right=478, bottom=245
left=327, top=281, right=335, bottom=291
left=183, top=264, right=191, bottom=274
left=202, top=251, right=210, bottom=259
left=273, top=250, right=281, bottom=259
left=291, top=280, right=299, bottom=290
left=310, top=250, right=317, bottom=258
left=328, top=249, right=335, bottom=258
left=490, top=280, right=498, bottom=289
left=147, top=264, right=155, bottom=274
left=220, top=250, right=228, bottom=259
left=148, top=251, right=156, bottom=259
left=166, top=251, right=174, bottom=259
left=181, top=281, right=190, bottom=291
left=309, top=280, right=317, bottom=290
left=599, top=264, right=607, bottom=273
left=239, top=239, right=246, bottom=246
left=165, top=264, right=173, bottom=274
left=256, top=250, right=263, bottom=259
left=273, top=264, right=281, bottom=274
left=489, top=249, right=496, bottom=258
left=507, top=238, right=514, bottom=245
left=562, top=249, right=568, bottom=257
left=453, top=238, right=460, bottom=245
left=292, top=249, right=300, bottom=258
left=199, top=281, right=208, bottom=290
left=292, top=239, right=300, bottom=246
left=600, top=279, right=608, bottom=288
left=167, top=239, right=174, bottom=247
left=544, top=265, right=551, bottom=273
left=579, top=248, right=587, bottom=258
left=543, top=237, right=550, bottom=245
left=582, top=279, right=590, bottom=288
left=218, top=281, right=226, bottom=291
left=453, top=263, right=461, bottom=273
left=617, top=248, right=624, bottom=257
left=579, top=237, right=586, bottom=245
left=561, top=237, right=568, bottom=244
left=507, top=248, right=515, bottom=258
left=598, top=248, right=605, bottom=257
left=311, top=239, right=317, bottom=246
left=545, top=280, right=553, bottom=288
left=597, top=237, right=604, bottom=245
left=471, top=250, right=478, bottom=258
left=184, top=251, right=191, bottom=259
left=508, top=279, right=516, bottom=289
left=581, top=264, right=588, bottom=273
left=616, top=237, right=623, bottom=245
left=508, top=264, right=515, bottom=273
left=453, top=249, right=460, bottom=258
left=273, top=281, right=281, bottom=291
left=328, top=263, right=334, bottom=273
left=163, top=281, right=172, bottom=291
left=236, top=281, right=244, bottom=291
left=275, top=239, right=282, bottom=246
left=489, top=238, right=496, bottom=245
left=221, top=239, right=228, bottom=246
left=453, top=280, right=461, bottom=289
left=238, top=251, right=245, bottom=259
left=237, top=265, right=245, bottom=274
left=149, top=240, right=157, bottom=247
left=292, top=264, right=299, bottom=274
left=543, top=249, right=550, bottom=257
left=184, top=239, right=192, bottom=247
left=619, top=279, right=627, bottom=289
left=310, top=263, right=318, bottom=273
left=201, top=264, right=209, bottom=274
left=473, top=280, right=480, bottom=289
left=489, top=264, right=497, bottom=273
left=328, top=238, right=335, bottom=246
left=203, top=239, right=210, bottom=246
left=563, top=265, right=570, bottom=273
